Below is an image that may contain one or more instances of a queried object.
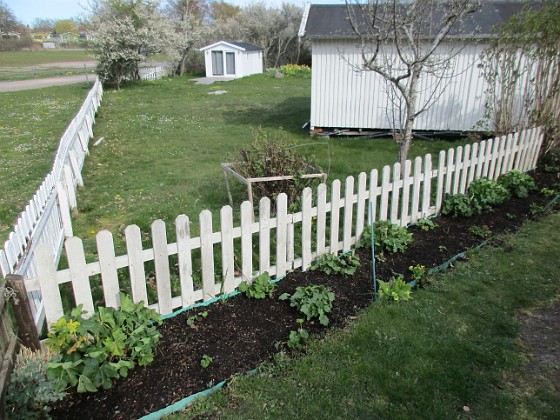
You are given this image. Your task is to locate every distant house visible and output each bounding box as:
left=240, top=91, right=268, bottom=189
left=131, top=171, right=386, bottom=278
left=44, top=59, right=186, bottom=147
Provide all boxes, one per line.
left=200, top=41, right=263, bottom=79
left=298, top=2, right=534, bottom=133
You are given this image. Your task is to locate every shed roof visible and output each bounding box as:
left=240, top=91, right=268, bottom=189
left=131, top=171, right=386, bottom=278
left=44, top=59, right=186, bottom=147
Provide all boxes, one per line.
left=200, top=41, right=263, bottom=52
left=300, top=2, right=541, bottom=40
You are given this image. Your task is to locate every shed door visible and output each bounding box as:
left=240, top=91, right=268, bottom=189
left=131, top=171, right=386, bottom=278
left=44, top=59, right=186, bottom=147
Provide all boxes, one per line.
left=212, top=51, right=223, bottom=75
left=226, top=52, right=236, bottom=75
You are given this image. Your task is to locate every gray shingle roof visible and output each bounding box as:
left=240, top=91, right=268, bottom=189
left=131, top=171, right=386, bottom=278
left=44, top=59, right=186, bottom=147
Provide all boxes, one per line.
left=302, top=2, right=542, bottom=40
left=226, top=41, right=263, bottom=51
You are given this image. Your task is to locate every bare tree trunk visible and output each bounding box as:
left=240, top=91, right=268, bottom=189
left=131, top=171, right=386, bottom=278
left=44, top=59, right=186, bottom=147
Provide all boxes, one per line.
left=397, top=67, right=421, bottom=168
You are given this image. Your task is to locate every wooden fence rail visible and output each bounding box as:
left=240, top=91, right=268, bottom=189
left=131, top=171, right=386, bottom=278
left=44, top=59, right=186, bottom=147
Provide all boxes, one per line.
left=25, top=127, right=544, bottom=329
left=0, top=79, right=103, bottom=329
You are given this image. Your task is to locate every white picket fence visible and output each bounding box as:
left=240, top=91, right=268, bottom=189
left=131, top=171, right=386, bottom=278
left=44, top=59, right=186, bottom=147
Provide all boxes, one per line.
left=139, top=65, right=169, bottom=81
left=0, top=80, right=103, bottom=328
left=24, top=127, right=544, bottom=330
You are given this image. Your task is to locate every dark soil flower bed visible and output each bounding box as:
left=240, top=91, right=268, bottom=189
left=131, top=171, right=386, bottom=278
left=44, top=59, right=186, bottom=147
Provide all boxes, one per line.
left=51, top=168, right=560, bottom=420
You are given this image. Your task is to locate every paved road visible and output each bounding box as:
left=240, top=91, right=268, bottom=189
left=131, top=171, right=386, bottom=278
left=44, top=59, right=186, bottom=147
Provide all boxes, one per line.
left=0, top=73, right=97, bottom=92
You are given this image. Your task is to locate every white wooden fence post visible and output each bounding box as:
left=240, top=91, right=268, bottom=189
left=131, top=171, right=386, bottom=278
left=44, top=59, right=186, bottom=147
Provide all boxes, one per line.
left=343, top=176, right=354, bottom=251
left=96, top=230, right=120, bottom=308
left=240, top=201, right=253, bottom=282
left=56, top=182, right=73, bottom=238
left=152, top=220, right=172, bottom=315
left=330, top=179, right=341, bottom=254
left=258, top=198, right=271, bottom=276
left=35, top=244, right=63, bottom=328
left=276, top=193, right=288, bottom=278
left=125, top=225, right=148, bottom=304
left=220, top=207, right=235, bottom=293
left=301, top=187, right=313, bottom=270
left=316, top=183, right=327, bottom=257
left=175, top=214, right=195, bottom=307
left=65, top=237, right=95, bottom=317
left=200, top=210, right=216, bottom=301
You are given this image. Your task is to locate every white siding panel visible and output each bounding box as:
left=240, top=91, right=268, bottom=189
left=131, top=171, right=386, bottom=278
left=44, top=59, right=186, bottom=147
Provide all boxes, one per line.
left=310, top=40, right=491, bottom=132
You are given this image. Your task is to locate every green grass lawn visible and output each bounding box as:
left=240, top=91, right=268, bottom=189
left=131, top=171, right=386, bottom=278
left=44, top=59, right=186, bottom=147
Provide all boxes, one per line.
left=72, top=74, right=470, bottom=255
left=0, top=83, right=93, bottom=244
left=0, top=50, right=94, bottom=67
left=170, top=211, right=560, bottom=419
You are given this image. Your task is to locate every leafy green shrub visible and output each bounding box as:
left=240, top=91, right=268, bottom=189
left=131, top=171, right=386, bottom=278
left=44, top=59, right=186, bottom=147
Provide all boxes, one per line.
left=228, top=130, right=322, bottom=205
left=187, top=311, right=208, bottom=326
left=408, top=264, right=426, bottom=282
left=5, top=347, right=66, bottom=419
left=441, top=193, right=473, bottom=217
left=238, top=272, right=277, bottom=299
left=468, top=177, right=510, bottom=213
left=498, top=170, right=537, bottom=198
left=378, top=277, right=413, bottom=302
left=468, top=225, right=492, bottom=238
left=46, top=293, right=162, bottom=393
left=279, top=285, right=335, bottom=326
left=310, top=252, right=360, bottom=277
left=357, top=221, right=413, bottom=253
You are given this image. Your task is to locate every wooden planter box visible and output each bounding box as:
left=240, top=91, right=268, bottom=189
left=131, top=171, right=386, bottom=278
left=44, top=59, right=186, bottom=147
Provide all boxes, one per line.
left=220, top=162, right=327, bottom=208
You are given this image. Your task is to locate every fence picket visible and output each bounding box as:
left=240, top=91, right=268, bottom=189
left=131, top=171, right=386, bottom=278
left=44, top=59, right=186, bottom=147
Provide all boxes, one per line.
left=343, top=177, right=354, bottom=251
left=35, top=245, right=63, bottom=327
left=330, top=180, right=341, bottom=253
left=379, top=166, right=391, bottom=221
left=515, top=130, right=528, bottom=170
left=316, top=183, right=327, bottom=256
left=200, top=210, right=216, bottom=301
left=96, top=231, right=120, bottom=308
left=152, top=220, right=173, bottom=315
left=495, top=135, right=507, bottom=179
left=467, top=143, right=478, bottom=185
left=435, top=151, right=446, bottom=213
left=368, top=169, right=379, bottom=223
left=401, top=160, right=413, bottom=224
left=220, top=206, right=236, bottom=293
left=422, top=154, right=433, bottom=217
left=302, top=187, right=313, bottom=270
left=65, top=237, right=94, bottom=316
left=175, top=215, right=195, bottom=306
left=459, top=144, right=471, bottom=193
left=125, top=225, right=148, bottom=304
left=452, top=146, right=463, bottom=194
left=504, top=133, right=516, bottom=173
left=258, top=198, right=271, bottom=276
left=411, top=157, right=422, bottom=222
left=276, top=193, right=288, bottom=278
left=488, top=137, right=501, bottom=179
left=390, top=164, right=401, bottom=224
left=355, top=173, right=368, bottom=240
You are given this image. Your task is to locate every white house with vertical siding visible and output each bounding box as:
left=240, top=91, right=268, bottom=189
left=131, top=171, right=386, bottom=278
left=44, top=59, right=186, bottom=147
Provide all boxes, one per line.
left=200, top=41, right=263, bottom=79
left=299, top=2, right=534, bottom=133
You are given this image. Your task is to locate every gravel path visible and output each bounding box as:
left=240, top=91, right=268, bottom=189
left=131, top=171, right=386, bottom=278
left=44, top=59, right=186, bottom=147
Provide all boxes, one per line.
left=0, top=73, right=97, bottom=92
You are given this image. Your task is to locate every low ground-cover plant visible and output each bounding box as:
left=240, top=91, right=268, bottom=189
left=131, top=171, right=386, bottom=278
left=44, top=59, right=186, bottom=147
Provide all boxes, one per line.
left=286, top=319, right=309, bottom=351
left=279, top=285, right=335, bottom=326
left=5, top=347, right=66, bottom=419
left=469, top=225, right=492, bottom=239
left=238, top=272, right=277, bottom=299
left=441, top=193, right=473, bottom=217
left=310, top=252, right=360, bottom=277
left=46, top=293, right=162, bottom=393
left=357, top=221, right=413, bottom=253
left=377, top=277, right=413, bottom=302
left=187, top=311, right=208, bottom=327
left=200, top=355, right=213, bottom=368
left=498, top=170, right=537, bottom=198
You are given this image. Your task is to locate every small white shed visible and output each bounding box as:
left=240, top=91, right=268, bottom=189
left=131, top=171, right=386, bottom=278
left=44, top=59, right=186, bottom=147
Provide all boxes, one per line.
left=199, top=41, right=263, bottom=79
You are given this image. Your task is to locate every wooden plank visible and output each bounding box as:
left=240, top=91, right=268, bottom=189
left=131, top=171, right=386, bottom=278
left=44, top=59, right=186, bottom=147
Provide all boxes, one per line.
left=259, top=198, right=271, bottom=275
left=151, top=220, right=173, bottom=315
left=35, top=244, right=63, bottom=327
left=504, top=133, right=517, bottom=173
left=476, top=140, right=487, bottom=179
left=459, top=144, right=471, bottom=193
left=56, top=182, right=73, bottom=237
left=494, top=135, right=507, bottom=180
left=125, top=225, right=148, bottom=304
left=422, top=154, right=433, bottom=218
left=435, top=150, right=446, bottom=214
left=487, top=137, right=501, bottom=180
left=63, top=164, right=77, bottom=209
left=355, top=172, right=368, bottom=240
left=276, top=193, right=288, bottom=278
left=389, top=163, right=401, bottom=224
left=287, top=223, right=295, bottom=270
left=175, top=214, right=195, bottom=306
left=452, top=146, right=463, bottom=194
left=66, top=237, right=95, bottom=316
left=6, top=275, right=40, bottom=350
left=467, top=142, right=479, bottom=185
left=301, top=187, right=313, bottom=270
left=68, top=151, right=83, bottom=187
left=240, top=201, right=253, bottom=282
left=220, top=207, right=235, bottom=292
left=199, top=210, right=216, bottom=301
left=531, top=127, right=545, bottom=169
left=96, top=230, right=120, bottom=308
left=343, top=176, right=354, bottom=251
left=513, top=130, right=527, bottom=170
left=368, top=169, right=379, bottom=223
left=0, top=250, right=10, bottom=278
left=316, top=183, right=327, bottom=256
left=411, top=157, right=422, bottom=222
left=379, top=165, right=391, bottom=221
left=330, top=179, right=341, bottom=254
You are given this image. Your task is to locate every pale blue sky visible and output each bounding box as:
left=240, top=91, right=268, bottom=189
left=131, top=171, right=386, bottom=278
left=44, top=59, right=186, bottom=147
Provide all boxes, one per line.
left=6, top=0, right=346, bottom=26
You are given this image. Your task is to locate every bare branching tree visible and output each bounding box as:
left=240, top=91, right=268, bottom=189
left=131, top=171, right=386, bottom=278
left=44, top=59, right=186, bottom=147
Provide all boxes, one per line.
left=347, top=0, right=481, bottom=167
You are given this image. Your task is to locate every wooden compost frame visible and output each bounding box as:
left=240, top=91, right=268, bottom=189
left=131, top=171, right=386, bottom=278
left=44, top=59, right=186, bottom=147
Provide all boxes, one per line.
left=220, top=162, right=328, bottom=208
